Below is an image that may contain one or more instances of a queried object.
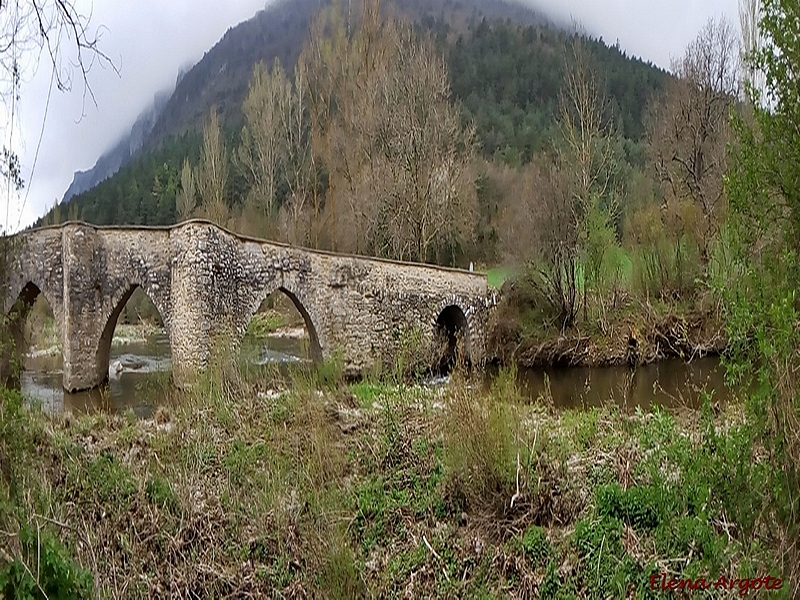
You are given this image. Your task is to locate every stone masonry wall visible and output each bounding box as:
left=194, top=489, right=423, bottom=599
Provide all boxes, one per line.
left=5, top=221, right=493, bottom=391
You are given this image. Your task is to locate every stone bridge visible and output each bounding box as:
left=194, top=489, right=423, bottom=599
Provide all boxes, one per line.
left=3, top=220, right=493, bottom=392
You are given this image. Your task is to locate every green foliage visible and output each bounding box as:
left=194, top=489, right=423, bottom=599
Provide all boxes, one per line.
left=723, top=0, right=800, bottom=584
left=37, top=131, right=203, bottom=227
left=145, top=476, right=178, bottom=512
left=245, top=311, right=286, bottom=338
left=119, top=287, right=164, bottom=326
left=318, top=532, right=365, bottom=598
left=78, top=451, right=137, bottom=505
left=314, top=351, right=344, bottom=389
left=596, top=484, right=662, bottom=531
left=486, top=265, right=515, bottom=289
left=573, top=515, right=637, bottom=595
left=630, top=235, right=699, bottom=301
left=392, top=326, right=430, bottom=382
left=449, top=21, right=667, bottom=162
left=520, top=525, right=551, bottom=567
left=0, top=525, right=93, bottom=600
left=562, top=408, right=599, bottom=450
left=350, top=381, right=390, bottom=407
left=0, top=390, right=33, bottom=500
left=442, top=376, right=519, bottom=510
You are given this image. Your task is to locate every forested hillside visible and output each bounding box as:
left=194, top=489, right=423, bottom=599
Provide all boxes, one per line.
left=447, top=22, right=667, bottom=163
left=145, top=0, right=551, bottom=151
left=39, top=0, right=667, bottom=230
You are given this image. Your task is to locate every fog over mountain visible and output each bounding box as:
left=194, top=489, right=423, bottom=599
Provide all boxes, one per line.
left=5, top=0, right=737, bottom=232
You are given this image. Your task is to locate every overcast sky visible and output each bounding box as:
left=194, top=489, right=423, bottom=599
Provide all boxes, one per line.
left=2, top=0, right=739, bottom=232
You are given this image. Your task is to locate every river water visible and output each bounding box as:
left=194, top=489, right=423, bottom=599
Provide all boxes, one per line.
left=21, top=329, right=733, bottom=417
left=21, top=331, right=309, bottom=418
left=503, top=357, right=729, bottom=411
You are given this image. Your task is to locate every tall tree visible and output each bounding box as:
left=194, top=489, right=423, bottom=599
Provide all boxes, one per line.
left=238, top=59, right=293, bottom=220
left=648, top=17, right=738, bottom=262
left=176, top=158, right=196, bottom=221
left=279, top=61, right=315, bottom=246
left=299, top=0, right=477, bottom=263
left=554, top=38, right=621, bottom=325
left=196, top=108, right=229, bottom=225
left=725, top=0, right=800, bottom=589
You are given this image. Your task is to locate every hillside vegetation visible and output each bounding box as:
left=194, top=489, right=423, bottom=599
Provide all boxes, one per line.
left=41, top=0, right=667, bottom=235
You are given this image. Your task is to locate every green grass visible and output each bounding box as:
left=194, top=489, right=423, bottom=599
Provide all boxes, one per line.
left=0, top=373, right=789, bottom=598
left=245, top=310, right=287, bottom=337
left=350, top=380, right=393, bottom=407
left=486, top=265, right=517, bottom=289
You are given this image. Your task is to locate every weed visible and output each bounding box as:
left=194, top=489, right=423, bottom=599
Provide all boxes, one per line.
left=79, top=451, right=137, bottom=505
left=350, top=380, right=389, bottom=407
left=315, top=351, right=344, bottom=389
left=0, top=525, right=93, bottom=599
left=442, top=374, right=519, bottom=513
left=521, top=525, right=551, bottom=567
left=144, top=476, right=176, bottom=511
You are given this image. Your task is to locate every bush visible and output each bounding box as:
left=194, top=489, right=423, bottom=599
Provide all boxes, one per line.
left=0, top=525, right=93, bottom=600
left=442, top=375, right=520, bottom=511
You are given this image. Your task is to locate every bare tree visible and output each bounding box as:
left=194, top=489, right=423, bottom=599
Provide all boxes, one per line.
left=238, top=59, right=293, bottom=221
left=237, top=57, right=315, bottom=244
left=0, top=1, right=113, bottom=99
left=176, top=158, right=196, bottom=221
left=648, top=17, right=739, bottom=261
left=299, top=0, right=477, bottom=263
left=555, top=38, right=621, bottom=322
left=279, top=61, right=315, bottom=246
left=0, top=1, right=115, bottom=218
left=196, top=108, right=229, bottom=225
left=537, top=166, right=580, bottom=330
left=556, top=39, right=619, bottom=229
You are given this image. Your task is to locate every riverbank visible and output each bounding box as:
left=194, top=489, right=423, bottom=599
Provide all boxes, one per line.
left=488, top=277, right=726, bottom=368
left=0, top=367, right=789, bottom=598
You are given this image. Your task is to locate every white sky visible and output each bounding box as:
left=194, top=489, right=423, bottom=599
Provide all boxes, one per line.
left=2, top=0, right=740, bottom=232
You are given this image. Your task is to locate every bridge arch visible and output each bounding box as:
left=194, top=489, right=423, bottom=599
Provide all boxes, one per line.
left=3, top=281, right=62, bottom=386
left=434, top=304, right=471, bottom=372
left=241, top=284, right=323, bottom=364
left=95, top=283, right=172, bottom=386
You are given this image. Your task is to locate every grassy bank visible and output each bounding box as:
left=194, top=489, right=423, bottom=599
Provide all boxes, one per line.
left=0, top=364, right=789, bottom=598
left=489, top=237, right=728, bottom=368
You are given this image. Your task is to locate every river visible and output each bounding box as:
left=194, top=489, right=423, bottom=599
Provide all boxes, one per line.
left=20, top=329, right=733, bottom=417
left=21, top=330, right=309, bottom=418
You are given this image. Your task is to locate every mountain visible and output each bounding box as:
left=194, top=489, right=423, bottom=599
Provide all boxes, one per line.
left=61, top=87, right=173, bottom=204
left=144, top=0, right=552, bottom=151
left=55, top=0, right=554, bottom=208
left=144, top=0, right=324, bottom=151
left=43, top=0, right=668, bottom=229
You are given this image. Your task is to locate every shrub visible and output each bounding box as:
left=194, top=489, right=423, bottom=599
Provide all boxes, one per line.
left=442, top=375, right=520, bottom=511
left=0, top=525, right=93, bottom=599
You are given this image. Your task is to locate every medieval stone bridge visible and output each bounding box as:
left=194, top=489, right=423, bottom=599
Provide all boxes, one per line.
left=3, top=220, right=493, bottom=392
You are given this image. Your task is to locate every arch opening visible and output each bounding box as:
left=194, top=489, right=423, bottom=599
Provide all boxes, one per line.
left=434, top=305, right=471, bottom=374
left=95, top=285, right=172, bottom=404
left=3, top=282, right=61, bottom=390
left=239, top=287, right=322, bottom=372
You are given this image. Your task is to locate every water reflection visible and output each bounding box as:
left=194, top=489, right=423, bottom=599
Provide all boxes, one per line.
left=506, top=357, right=731, bottom=411
left=22, top=333, right=173, bottom=418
